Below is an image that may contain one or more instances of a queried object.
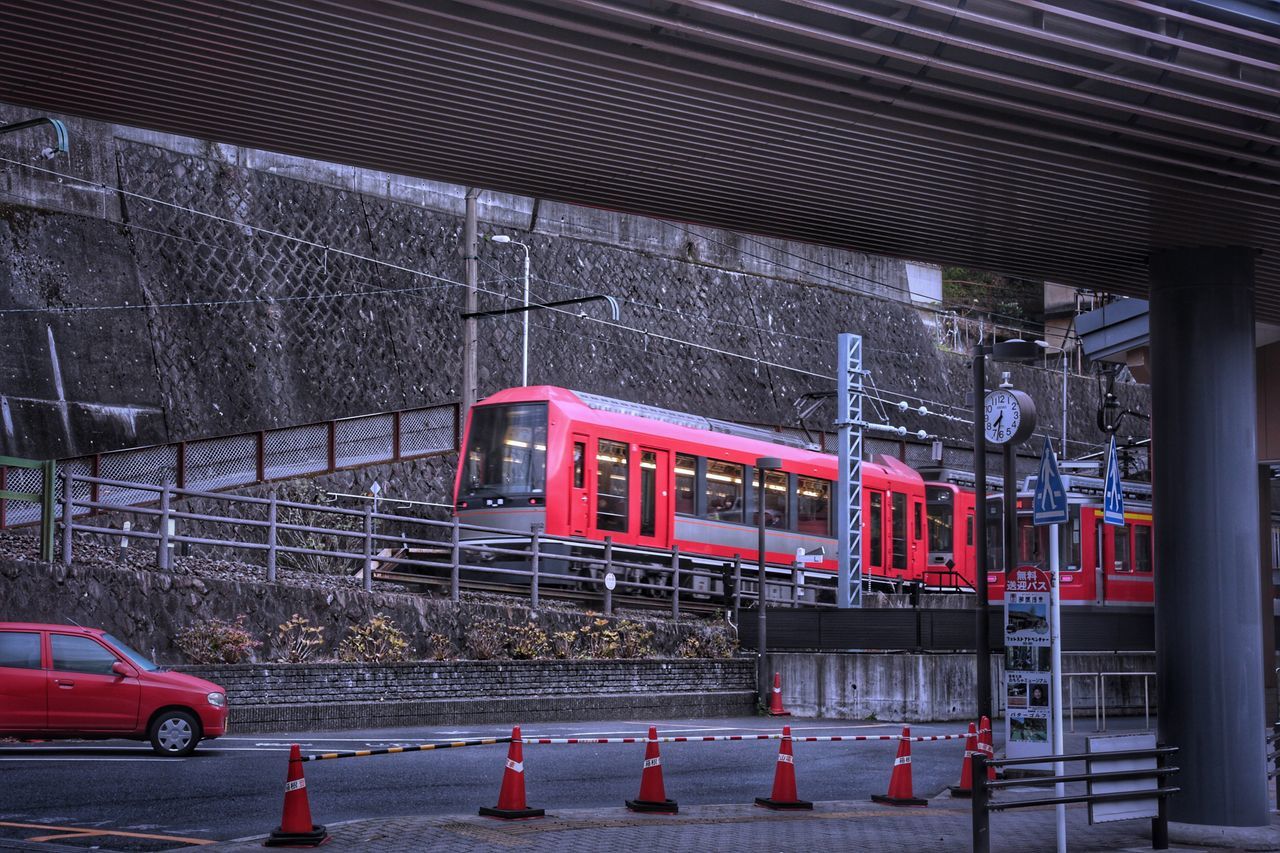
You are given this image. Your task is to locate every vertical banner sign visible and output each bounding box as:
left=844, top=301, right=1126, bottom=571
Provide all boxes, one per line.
left=1005, top=566, right=1053, bottom=766
left=1103, top=435, right=1125, bottom=527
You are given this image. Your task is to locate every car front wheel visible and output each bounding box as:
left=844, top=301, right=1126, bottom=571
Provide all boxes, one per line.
left=149, top=710, right=201, bottom=756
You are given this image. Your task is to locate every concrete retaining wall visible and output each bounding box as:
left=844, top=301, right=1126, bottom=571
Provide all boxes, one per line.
left=178, top=659, right=755, bottom=732
left=769, top=651, right=1156, bottom=722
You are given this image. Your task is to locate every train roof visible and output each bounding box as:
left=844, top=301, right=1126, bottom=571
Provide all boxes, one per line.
left=477, top=386, right=918, bottom=482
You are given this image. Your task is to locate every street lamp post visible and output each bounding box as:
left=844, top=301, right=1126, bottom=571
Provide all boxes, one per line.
left=756, top=455, right=783, bottom=709
left=489, top=235, right=531, bottom=386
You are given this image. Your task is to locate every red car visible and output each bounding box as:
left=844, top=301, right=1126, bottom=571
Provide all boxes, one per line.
left=0, top=622, right=228, bottom=755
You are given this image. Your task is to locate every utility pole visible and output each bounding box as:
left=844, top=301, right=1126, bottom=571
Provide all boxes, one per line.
left=462, top=188, right=480, bottom=417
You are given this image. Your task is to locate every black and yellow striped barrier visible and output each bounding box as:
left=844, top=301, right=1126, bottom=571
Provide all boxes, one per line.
left=298, top=736, right=511, bottom=762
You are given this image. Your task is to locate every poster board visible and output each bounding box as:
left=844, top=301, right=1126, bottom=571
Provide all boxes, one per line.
left=1005, top=566, right=1053, bottom=767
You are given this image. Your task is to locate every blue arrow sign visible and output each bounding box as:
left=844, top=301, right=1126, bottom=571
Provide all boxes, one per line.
left=1103, top=435, right=1125, bottom=526
left=1033, top=436, right=1069, bottom=526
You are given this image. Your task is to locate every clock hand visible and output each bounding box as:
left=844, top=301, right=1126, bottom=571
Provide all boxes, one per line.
left=994, top=412, right=1004, bottom=430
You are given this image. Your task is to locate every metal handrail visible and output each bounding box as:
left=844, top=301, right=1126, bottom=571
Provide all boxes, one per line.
left=60, top=471, right=826, bottom=616
left=972, top=746, right=1178, bottom=853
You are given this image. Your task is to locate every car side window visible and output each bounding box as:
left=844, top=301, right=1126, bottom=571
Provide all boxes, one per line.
left=0, top=632, right=41, bottom=669
left=50, top=634, right=119, bottom=676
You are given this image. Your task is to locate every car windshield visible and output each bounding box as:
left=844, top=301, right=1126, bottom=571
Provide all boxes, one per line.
left=103, top=633, right=161, bottom=671
left=461, top=402, right=548, bottom=498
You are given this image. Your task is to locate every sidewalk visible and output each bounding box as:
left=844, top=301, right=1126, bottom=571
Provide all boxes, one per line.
left=202, top=796, right=1279, bottom=852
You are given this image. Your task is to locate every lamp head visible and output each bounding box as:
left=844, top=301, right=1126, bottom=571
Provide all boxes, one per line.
left=489, top=235, right=512, bottom=243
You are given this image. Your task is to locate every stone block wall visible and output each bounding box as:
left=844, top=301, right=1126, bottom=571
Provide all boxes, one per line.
left=177, top=659, right=755, bottom=731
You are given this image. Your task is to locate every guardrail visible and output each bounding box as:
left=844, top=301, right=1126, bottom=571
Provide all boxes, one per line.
left=1, top=402, right=458, bottom=529
left=971, top=746, right=1179, bottom=853
left=1065, top=671, right=1156, bottom=733
left=0, top=455, right=55, bottom=560
left=60, top=472, right=827, bottom=617
left=1269, top=722, right=1279, bottom=813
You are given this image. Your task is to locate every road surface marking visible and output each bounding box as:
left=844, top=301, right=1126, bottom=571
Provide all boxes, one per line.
left=0, top=821, right=213, bottom=844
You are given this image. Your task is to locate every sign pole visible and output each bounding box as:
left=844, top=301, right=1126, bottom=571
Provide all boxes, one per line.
left=1050, top=521, right=1066, bottom=853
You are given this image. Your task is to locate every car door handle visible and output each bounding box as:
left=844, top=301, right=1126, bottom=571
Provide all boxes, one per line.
left=54, top=679, right=75, bottom=688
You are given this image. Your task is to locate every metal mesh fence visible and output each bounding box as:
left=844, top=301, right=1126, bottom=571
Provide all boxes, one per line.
left=0, top=403, right=456, bottom=528
left=2, top=465, right=44, bottom=526
left=98, top=445, right=177, bottom=510
left=401, top=405, right=455, bottom=457
left=264, top=424, right=329, bottom=480
left=335, top=414, right=394, bottom=468
left=186, top=434, right=258, bottom=491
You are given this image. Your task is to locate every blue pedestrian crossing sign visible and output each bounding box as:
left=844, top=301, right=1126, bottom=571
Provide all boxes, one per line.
left=1033, top=437, right=1068, bottom=526
left=1103, top=435, right=1125, bottom=526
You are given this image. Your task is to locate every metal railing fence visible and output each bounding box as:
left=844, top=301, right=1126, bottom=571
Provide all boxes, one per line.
left=1, top=403, right=457, bottom=530
left=60, top=472, right=824, bottom=617
left=0, top=455, right=55, bottom=560
left=971, top=747, right=1178, bottom=853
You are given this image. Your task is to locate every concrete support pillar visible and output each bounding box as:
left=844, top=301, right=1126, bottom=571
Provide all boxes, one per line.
left=1149, top=247, right=1268, bottom=828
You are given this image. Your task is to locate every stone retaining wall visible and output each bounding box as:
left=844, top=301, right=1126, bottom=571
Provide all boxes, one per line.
left=178, top=659, right=756, bottom=732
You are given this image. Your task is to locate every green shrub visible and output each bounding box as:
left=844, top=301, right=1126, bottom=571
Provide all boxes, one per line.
left=424, top=632, right=455, bottom=661
left=675, top=627, right=738, bottom=659
left=176, top=615, right=260, bottom=664
left=337, top=613, right=409, bottom=663
left=508, top=622, right=550, bottom=659
left=273, top=614, right=326, bottom=663
left=466, top=618, right=507, bottom=660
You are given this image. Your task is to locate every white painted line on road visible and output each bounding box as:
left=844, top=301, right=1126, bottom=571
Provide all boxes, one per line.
left=0, top=753, right=183, bottom=758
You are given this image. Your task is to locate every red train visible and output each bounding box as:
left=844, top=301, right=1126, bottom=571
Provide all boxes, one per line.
left=453, top=386, right=1154, bottom=607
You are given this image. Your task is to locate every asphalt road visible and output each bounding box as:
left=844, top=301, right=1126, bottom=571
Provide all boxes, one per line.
left=0, top=716, right=997, bottom=850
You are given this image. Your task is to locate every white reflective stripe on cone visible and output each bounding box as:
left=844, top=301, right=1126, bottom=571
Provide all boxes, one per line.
left=285, top=779, right=306, bottom=792
left=643, top=757, right=661, bottom=768
left=506, top=759, right=523, bottom=773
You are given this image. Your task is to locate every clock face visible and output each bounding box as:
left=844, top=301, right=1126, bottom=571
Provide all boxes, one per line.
left=984, top=390, right=1023, bottom=444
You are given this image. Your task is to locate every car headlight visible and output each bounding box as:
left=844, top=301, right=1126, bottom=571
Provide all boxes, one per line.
left=207, top=692, right=226, bottom=708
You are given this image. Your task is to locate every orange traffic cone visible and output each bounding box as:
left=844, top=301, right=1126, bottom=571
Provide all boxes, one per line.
left=978, top=715, right=996, bottom=781
left=625, top=726, right=678, bottom=813
left=870, top=726, right=928, bottom=807
left=767, top=672, right=791, bottom=717
left=264, top=744, right=329, bottom=847
left=479, top=726, right=545, bottom=819
left=948, top=721, right=978, bottom=798
left=754, top=725, right=812, bottom=810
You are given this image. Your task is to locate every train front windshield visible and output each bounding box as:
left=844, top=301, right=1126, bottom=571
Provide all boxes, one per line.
left=461, top=402, right=548, bottom=498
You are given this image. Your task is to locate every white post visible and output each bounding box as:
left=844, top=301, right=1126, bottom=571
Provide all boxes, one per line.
left=521, top=245, right=530, bottom=386
left=1050, top=521, right=1066, bottom=853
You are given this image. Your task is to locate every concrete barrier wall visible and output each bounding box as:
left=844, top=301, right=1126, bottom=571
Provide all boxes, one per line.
left=769, top=651, right=1157, bottom=722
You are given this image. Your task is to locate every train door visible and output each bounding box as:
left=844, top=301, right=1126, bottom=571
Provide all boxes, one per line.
left=635, top=447, right=671, bottom=549
left=890, top=490, right=909, bottom=580
left=910, top=494, right=925, bottom=579
left=569, top=434, right=590, bottom=536
left=593, top=437, right=630, bottom=539
left=866, top=489, right=886, bottom=577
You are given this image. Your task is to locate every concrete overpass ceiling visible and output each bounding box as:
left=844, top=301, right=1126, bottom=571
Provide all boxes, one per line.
left=1, top=1, right=1278, bottom=316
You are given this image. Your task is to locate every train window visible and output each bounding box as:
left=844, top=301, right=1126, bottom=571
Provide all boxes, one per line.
left=705, top=459, right=745, bottom=523
left=750, top=469, right=788, bottom=528
left=572, top=442, right=585, bottom=489
left=913, top=502, right=923, bottom=540
left=797, top=477, right=830, bottom=535
left=462, top=402, right=548, bottom=497
left=596, top=439, right=628, bottom=533
left=966, top=514, right=974, bottom=547
left=1134, top=524, right=1152, bottom=572
left=1113, top=526, right=1131, bottom=572
left=986, top=499, right=1004, bottom=572
left=891, top=492, right=907, bottom=570
left=640, top=450, right=657, bottom=537
left=870, top=492, right=883, bottom=566
left=674, top=454, right=697, bottom=516
left=926, top=486, right=954, bottom=553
